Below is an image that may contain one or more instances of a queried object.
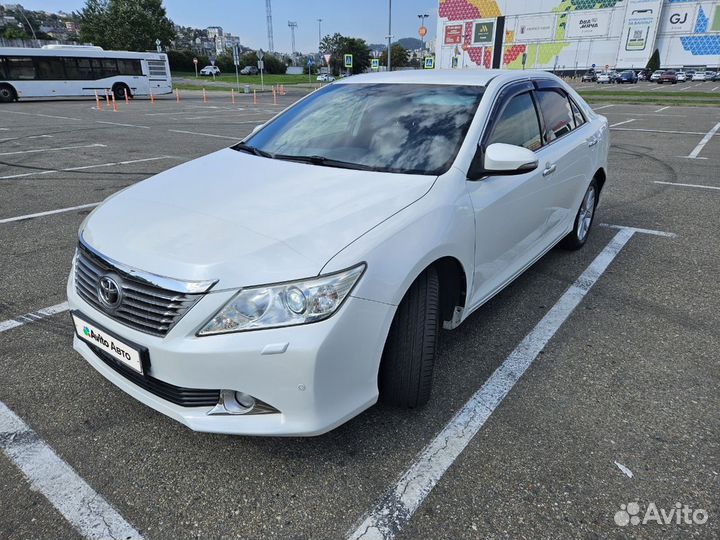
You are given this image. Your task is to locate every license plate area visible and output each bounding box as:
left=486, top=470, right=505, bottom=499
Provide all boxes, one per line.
left=72, top=311, right=148, bottom=374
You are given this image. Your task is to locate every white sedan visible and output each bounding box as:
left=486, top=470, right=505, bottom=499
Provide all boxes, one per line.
left=68, top=70, right=609, bottom=436
left=596, top=72, right=611, bottom=83
left=199, top=65, right=220, bottom=76
left=691, top=72, right=706, bottom=81
left=316, top=73, right=335, bottom=82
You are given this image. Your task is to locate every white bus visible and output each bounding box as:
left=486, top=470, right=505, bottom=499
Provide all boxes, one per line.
left=0, top=45, right=172, bottom=102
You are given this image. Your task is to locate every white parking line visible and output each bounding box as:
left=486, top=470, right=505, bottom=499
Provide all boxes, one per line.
left=348, top=225, right=673, bottom=540
left=0, top=203, right=100, bottom=224
left=0, top=401, right=143, bottom=539
left=0, top=156, right=175, bottom=180
left=712, top=86, right=719, bottom=92
left=609, top=119, right=635, bottom=128
left=682, top=122, right=720, bottom=159
left=0, top=143, right=105, bottom=157
left=0, top=302, right=69, bottom=333
left=0, top=110, right=82, bottom=121
left=168, top=129, right=241, bottom=140
left=593, top=104, right=614, bottom=111
left=654, top=106, right=669, bottom=112
left=0, top=134, right=54, bottom=142
left=610, top=127, right=712, bottom=136
left=96, top=120, right=150, bottom=129
left=653, top=181, right=720, bottom=191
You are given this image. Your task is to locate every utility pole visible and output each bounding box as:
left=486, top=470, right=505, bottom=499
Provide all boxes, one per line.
left=288, top=21, right=298, bottom=66
left=386, top=0, right=393, bottom=71
left=266, top=0, right=274, bottom=52
left=317, top=18, right=323, bottom=52
left=17, top=7, right=37, bottom=40
left=418, top=13, right=429, bottom=57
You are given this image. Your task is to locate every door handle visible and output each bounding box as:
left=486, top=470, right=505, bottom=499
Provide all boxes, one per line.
left=542, top=163, right=557, bottom=177
left=587, top=137, right=598, bottom=147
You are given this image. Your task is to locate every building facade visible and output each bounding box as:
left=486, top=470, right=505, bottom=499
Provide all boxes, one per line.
left=434, top=0, right=720, bottom=72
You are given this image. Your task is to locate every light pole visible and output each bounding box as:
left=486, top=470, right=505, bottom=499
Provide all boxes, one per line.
left=418, top=13, right=429, bottom=59
left=387, top=0, right=393, bottom=71
left=317, top=18, right=323, bottom=51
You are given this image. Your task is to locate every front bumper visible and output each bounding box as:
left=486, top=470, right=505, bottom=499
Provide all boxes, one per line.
left=67, top=274, right=396, bottom=436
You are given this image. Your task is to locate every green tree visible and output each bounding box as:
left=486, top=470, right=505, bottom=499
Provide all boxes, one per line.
left=646, top=49, right=660, bottom=72
left=79, top=0, right=175, bottom=51
left=2, top=26, right=30, bottom=40
left=380, top=44, right=410, bottom=70
left=320, top=33, right=370, bottom=75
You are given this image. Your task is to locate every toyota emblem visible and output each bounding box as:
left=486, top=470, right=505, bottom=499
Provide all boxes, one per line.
left=97, top=276, right=122, bottom=309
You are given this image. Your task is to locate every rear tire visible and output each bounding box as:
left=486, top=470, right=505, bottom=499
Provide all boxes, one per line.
left=112, top=83, right=131, bottom=100
left=379, top=266, right=441, bottom=408
left=0, top=84, right=17, bottom=103
left=560, top=178, right=598, bottom=251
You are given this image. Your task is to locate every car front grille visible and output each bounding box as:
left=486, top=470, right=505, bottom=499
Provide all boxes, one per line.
left=74, top=245, right=202, bottom=337
left=88, top=344, right=221, bottom=407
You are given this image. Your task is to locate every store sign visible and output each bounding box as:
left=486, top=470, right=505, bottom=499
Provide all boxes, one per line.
left=444, top=24, right=463, bottom=45
left=472, top=20, right=495, bottom=44
left=660, top=5, right=696, bottom=33
left=616, top=0, right=664, bottom=67
left=565, top=11, right=612, bottom=38
left=514, top=14, right=556, bottom=42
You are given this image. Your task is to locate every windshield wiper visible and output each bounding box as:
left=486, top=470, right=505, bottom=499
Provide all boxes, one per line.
left=232, top=142, right=275, bottom=159
left=274, top=154, right=377, bottom=171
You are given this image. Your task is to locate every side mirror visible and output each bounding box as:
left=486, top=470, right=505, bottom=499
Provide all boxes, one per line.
left=251, top=123, right=264, bottom=134
left=467, top=143, right=539, bottom=180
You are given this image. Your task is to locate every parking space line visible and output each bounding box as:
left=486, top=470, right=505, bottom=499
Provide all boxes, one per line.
left=349, top=225, right=673, bottom=540
left=0, top=155, right=175, bottom=180
left=0, top=401, right=143, bottom=539
left=609, top=119, right=635, bottom=128
left=0, top=134, right=54, bottom=142
left=168, top=129, right=241, bottom=140
left=0, top=302, right=69, bottom=333
left=653, top=181, right=720, bottom=191
left=96, top=121, right=150, bottom=129
left=610, top=127, right=712, bottom=136
left=0, top=110, right=82, bottom=121
left=682, top=122, right=720, bottom=159
left=0, top=203, right=100, bottom=225
left=0, top=143, right=105, bottom=157
left=600, top=223, right=677, bottom=237
left=654, top=106, right=669, bottom=112
left=712, top=86, right=719, bottom=92
left=593, top=105, right=614, bottom=111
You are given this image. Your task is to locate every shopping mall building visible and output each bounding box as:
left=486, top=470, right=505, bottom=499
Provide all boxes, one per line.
left=434, top=0, right=720, bottom=73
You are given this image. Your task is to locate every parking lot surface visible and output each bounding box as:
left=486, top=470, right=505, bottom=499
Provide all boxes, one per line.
left=1, top=91, right=718, bottom=539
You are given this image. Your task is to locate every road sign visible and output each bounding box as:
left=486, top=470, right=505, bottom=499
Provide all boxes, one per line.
left=521, top=52, right=528, bottom=68
left=344, top=54, right=353, bottom=68
left=210, top=56, right=216, bottom=66
left=155, top=39, right=162, bottom=53
left=323, top=53, right=331, bottom=65
left=258, top=60, right=264, bottom=70
left=307, top=57, right=315, bottom=66
left=257, top=49, right=265, bottom=60
left=371, top=58, right=380, bottom=70
left=193, top=58, right=198, bottom=65
left=232, top=45, right=240, bottom=67
left=592, top=63, right=596, bottom=68
left=424, top=56, right=435, bottom=69
left=605, top=64, right=610, bottom=70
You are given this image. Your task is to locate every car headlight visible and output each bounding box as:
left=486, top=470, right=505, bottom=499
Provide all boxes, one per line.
left=197, top=264, right=365, bottom=336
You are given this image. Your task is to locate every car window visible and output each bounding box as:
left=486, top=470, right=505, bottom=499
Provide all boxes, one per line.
left=536, top=89, right=575, bottom=143
left=569, top=98, right=585, bottom=128
left=486, top=92, right=542, bottom=151
left=247, top=83, right=484, bottom=175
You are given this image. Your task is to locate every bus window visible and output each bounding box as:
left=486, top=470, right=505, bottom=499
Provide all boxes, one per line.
left=35, top=57, right=65, bottom=80
left=77, top=58, right=93, bottom=79
left=0, top=57, right=6, bottom=79
left=63, top=58, right=80, bottom=79
left=117, top=59, right=142, bottom=76
left=100, top=59, right=119, bottom=77
left=6, top=57, right=36, bottom=80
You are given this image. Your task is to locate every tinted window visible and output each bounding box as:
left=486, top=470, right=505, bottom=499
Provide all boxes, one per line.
left=0, top=57, right=6, bottom=79
left=76, top=58, right=94, bottom=79
left=487, top=92, right=542, bottom=151
left=35, top=57, right=66, bottom=80
left=246, top=84, right=484, bottom=175
left=6, top=57, right=36, bottom=80
left=101, top=59, right=119, bottom=77
left=569, top=99, right=585, bottom=128
left=117, top=59, right=142, bottom=76
left=536, top=89, right=574, bottom=142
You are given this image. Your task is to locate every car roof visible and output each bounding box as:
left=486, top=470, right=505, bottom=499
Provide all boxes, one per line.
left=335, top=69, right=539, bottom=87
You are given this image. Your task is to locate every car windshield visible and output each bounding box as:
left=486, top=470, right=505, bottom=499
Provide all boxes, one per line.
left=622, top=71, right=634, bottom=76
left=240, top=83, right=484, bottom=175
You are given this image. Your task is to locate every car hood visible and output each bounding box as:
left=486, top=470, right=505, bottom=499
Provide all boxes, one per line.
left=81, top=148, right=435, bottom=289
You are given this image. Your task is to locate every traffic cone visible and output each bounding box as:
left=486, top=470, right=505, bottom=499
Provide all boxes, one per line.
left=231, top=88, right=236, bottom=105
left=150, top=89, right=155, bottom=104
left=104, top=89, right=110, bottom=107
left=203, top=88, right=207, bottom=103
left=273, top=87, right=277, bottom=105
left=112, top=94, right=118, bottom=112
left=124, top=90, right=129, bottom=105
left=253, top=89, right=257, bottom=105
left=94, top=90, right=101, bottom=111
left=176, top=89, right=180, bottom=103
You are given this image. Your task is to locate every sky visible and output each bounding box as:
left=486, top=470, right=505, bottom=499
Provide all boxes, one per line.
left=18, top=0, right=439, bottom=53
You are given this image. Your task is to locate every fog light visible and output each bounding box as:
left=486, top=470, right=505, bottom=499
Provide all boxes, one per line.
left=234, top=391, right=255, bottom=409
left=208, top=389, right=254, bottom=415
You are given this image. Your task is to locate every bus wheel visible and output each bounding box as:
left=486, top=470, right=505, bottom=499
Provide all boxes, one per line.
left=0, top=84, right=17, bottom=103
left=113, top=83, right=131, bottom=100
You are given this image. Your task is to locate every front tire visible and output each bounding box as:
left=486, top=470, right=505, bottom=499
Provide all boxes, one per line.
left=379, top=266, right=440, bottom=408
left=0, top=84, right=17, bottom=103
left=112, top=83, right=131, bottom=100
left=560, top=178, right=598, bottom=250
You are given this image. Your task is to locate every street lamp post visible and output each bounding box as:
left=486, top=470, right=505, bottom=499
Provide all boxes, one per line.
left=418, top=13, right=429, bottom=59
left=387, top=0, right=393, bottom=71
left=317, top=18, right=322, bottom=52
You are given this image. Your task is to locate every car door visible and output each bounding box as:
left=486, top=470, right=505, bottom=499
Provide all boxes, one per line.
left=532, top=83, right=596, bottom=237
left=465, top=82, right=556, bottom=309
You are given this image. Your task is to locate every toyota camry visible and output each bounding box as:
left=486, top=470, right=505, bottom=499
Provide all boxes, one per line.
left=68, top=70, right=609, bottom=436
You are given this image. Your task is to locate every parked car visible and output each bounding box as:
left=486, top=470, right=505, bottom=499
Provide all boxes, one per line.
left=616, top=70, right=638, bottom=84
left=691, top=72, right=706, bottom=81
left=638, top=70, right=651, bottom=81
left=200, top=66, right=221, bottom=77
left=581, top=70, right=597, bottom=82
left=712, top=72, right=720, bottom=82
left=705, top=71, right=716, bottom=80
left=240, top=66, right=259, bottom=75
left=596, top=72, right=611, bottom=84
left=676, top=71, right=687, bottom=82
left=68, top=70, right=609, bottom=436
left=650, top=70, right=664, bottom=82
left=316, top=73, right=335, bottom=82
left=658, top=70, right=678, bottom=84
